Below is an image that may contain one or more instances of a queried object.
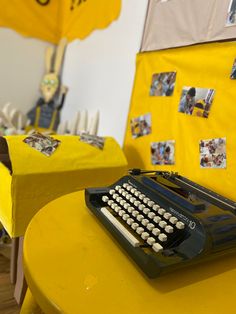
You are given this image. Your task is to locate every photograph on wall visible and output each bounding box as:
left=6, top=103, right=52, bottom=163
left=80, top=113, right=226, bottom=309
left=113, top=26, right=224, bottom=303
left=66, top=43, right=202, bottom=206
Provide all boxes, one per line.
left=200, top=138, right=226, bottom=168
left=178, top=86, right=215, bottom=118
left=23, top=132, right=61, bottom=156
left=230, top=58, right=236, bottom=79
left=151, top=140, right=175, bottom=165
left=150, top=72, right=176, bottom=96
left=226, top=0, right=236, bottom=27
left=130, top=113, right=152, bottom=139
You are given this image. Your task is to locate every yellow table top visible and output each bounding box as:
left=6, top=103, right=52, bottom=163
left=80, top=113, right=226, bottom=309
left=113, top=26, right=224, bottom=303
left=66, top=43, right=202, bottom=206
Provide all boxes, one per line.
left=24, top=191, right=236, bottom=314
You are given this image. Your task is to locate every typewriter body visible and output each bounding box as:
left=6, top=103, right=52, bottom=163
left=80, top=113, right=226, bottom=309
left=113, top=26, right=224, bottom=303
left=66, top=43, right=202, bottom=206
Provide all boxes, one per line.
left=85, top=170, right=236, bottom=278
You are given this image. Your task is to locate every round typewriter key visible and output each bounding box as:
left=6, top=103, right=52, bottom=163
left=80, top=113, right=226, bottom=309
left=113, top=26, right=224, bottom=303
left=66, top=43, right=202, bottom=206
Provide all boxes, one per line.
left=143, top=197, right=150, bottom=204
left=134, top=200, right=141, bottom=207
left=119, top=200, right=125, bottom=206
left=123, top=203, right=129, bottom=209
left=153, top=216, right=161, bottom=223
left=115, top=185, right=121, bottom=190
left=159, top=221, right=167, bottom=228
left=109, top=189, right=115, bottom=195
left=134, top=191, right=140, bottom=197
left=170, top=217, right=178, bottom=224
left=122, top=214, right=129, bottom=221
left=131, top=223, right=139, bottom=230
left=138, top=204, right=145, bottom=211
left=137, top=214, right=144, bottom=222
left=136, top=227, right=144, bottom=235
left=158, top=233, right=167, bottom=242
left=127, top=206, right=134, bottom=213
left=141, top=219, right=149, bottom=227
left=152, top=204, right=160, bottom=211
left=152, top=228, right=161, bottom=236
left=131, top=188, right=136, bottom=194
left=132, top=211, right=139, bottom=218
left=139, top=194, right=145, bottom=200
left=125, top=194, right=131, bottom=200
left=148, top=212, right=155, bottom=219
left=141, top=232, right=149, bottom=240
left=127, top=218, right=134, bottom=225
left=176, top=221, right=185, bottom=229
left=147, top=237, right=156, bottom=246
left=165, top=225, right=174, bottom=233
left=112, top=194, right=119, bottom=200
left=122, top=183, right=128, bottom=188
left=143, top=208, right=150, bottom=215
left=148, top=200, right=154, bottom=207
left=114, top=206, right=121, bottom=213
left=147, top=223, right=155, bottom=231
left=102, top=196, right=109, bottom=202
left=158, top=208, right=166, bottom=215
left=164, top=212, right=172, bottom=220
left=108, top=200, right=114, bottom=206
left=118, top=210, right=125, bottom=217
left=152, top=243, right=163, bottom=253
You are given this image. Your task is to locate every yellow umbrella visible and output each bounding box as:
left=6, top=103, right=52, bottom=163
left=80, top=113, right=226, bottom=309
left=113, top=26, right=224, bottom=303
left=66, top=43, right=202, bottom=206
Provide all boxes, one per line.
left=0, top=0, right=121, bottom=43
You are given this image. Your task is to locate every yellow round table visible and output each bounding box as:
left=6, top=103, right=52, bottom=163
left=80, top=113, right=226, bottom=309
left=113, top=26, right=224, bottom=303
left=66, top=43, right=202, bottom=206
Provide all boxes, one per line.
left=23, top=191, right=236, bottom=314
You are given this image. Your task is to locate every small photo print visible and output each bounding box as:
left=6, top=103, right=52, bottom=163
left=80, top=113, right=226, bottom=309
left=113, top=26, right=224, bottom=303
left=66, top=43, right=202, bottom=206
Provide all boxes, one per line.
left=79, top=133, right=105, bottom=150
left=130, top=113, right=152, bottom=139
left=23, top=132, right=60, bottom=156
left=151, top=140, right=175, bottom=165
left=178, top=86, right=215, bottom=118
left=150, top=72, right=176, bottom=96
left=230, top=58, right=236, bottom=79
left=200, top=138, right=226, bottom=169
left=226, top=0, right=236, bottom=27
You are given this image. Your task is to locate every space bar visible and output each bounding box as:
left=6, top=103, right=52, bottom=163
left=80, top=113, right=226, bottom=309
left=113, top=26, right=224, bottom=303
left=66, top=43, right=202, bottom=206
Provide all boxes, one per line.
left=101, top=207, right=140, bottom=247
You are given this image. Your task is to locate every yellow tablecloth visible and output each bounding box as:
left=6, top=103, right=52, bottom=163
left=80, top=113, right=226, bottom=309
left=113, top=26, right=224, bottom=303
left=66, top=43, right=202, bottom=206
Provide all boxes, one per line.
left=0, top=135, right=127, bottom=237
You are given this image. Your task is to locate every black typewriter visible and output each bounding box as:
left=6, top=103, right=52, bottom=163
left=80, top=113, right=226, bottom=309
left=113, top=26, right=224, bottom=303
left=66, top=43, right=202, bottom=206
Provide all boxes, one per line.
left=85, top=169, right=236, bottom=278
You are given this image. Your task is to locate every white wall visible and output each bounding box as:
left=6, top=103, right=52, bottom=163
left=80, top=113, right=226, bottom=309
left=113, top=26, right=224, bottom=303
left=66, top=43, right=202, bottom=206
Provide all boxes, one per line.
left=0, top=28, right=51, bottom=113
left=61, top=0, right=148, bottom=145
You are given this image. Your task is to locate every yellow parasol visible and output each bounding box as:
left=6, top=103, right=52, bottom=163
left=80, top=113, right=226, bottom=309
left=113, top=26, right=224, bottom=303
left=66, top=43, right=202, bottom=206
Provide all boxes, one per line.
left=0, top=0, right=121, bottom=43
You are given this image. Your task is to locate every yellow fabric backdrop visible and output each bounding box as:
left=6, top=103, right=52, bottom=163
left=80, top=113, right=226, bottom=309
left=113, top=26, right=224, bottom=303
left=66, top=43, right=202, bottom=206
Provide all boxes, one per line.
left=0, top=0, right=121, bottom=43
left=124, top=41, right=236, bottom=201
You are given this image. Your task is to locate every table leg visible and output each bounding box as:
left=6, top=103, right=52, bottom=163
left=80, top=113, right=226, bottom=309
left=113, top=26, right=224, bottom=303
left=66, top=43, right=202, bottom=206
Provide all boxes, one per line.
left=10, top=237, right=19, bottom=284
left=14, top=237, right=27, bottom=305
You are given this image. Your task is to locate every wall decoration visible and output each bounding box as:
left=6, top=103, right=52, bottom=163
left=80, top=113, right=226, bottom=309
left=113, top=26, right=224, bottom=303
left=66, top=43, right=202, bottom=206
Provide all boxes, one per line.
left=79, top=134, right=105, bottom=150
left=226, top=0, right=236, bottom=27
left=130, top=113, right=152, bottom=139
left=23, top=132, right=61, bottom=156
left=150, top=72, right=176, bottom=96
left=178, top=87, right=215, bottom=118
left=200, top=138, right=226, bottom=168
left=230, top=58, right=236, bottom=78
left=151, top=140, right=175, bottom=165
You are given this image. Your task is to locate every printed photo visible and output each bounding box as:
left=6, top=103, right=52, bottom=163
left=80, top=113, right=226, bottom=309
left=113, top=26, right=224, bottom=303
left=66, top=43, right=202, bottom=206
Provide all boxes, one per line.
left=151, top=140, right=175, bottom=165
left=226, top=0, right=236, bottom=27
left=130, top=113, right=152, bottom=139
left=200, top=138, right=226, bottom=169
left=23, top=132, right=61, bottom=156
left=150, top=72, right=176, bottom=96
left=79, top=133, right=105, bottom=150
left=178, top=86, right=215, bottom=118
left=230, top=58, right=236, bottom=79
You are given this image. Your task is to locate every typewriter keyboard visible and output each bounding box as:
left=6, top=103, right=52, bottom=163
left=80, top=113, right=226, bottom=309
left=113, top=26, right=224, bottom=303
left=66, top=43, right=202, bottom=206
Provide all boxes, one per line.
left=101, top=183, right=185, bottom=253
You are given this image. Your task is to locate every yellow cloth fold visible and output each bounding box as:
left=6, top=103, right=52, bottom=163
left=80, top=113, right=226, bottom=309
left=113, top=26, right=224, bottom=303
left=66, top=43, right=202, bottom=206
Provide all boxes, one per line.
left=0, top=135, right=127, bottom=237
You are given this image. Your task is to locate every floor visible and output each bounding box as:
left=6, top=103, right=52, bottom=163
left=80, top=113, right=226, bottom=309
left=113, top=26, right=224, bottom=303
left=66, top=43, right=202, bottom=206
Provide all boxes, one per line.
left=0, top=245, right=20, bottom=314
